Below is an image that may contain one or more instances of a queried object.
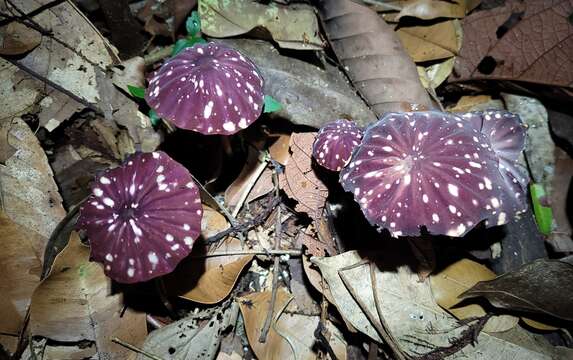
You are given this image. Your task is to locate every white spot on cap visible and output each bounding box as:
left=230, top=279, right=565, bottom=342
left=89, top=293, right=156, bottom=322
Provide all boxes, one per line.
left=422, top=194, right=429, bottom=203
left=223, top=122, right=236, bottom=132
left=432, top=213, right=439, bottom=222
left=148, top=252, right=158, bottom=266
left=448, top=184, right=459, bottom=197
left=497, top=212, right=507, bottom=225
left=404, top=174, right=411, bottom=185
left=184, top=236, right=193, bottom=247
left=129, top=184, right=135, bottom=196
left=129, top=219, right=143, bottom=236
left=183, top=224, right=190, bottom=231
left=484, top=177, right=492, bottom=190
left=127, top=268, right=135, bottom=277
left=204, top=101, right=214, bottom=119
left=156, top=165, right=164, bottom=173
left=382, top=146, right=393, bottom=152
left=152, top=152, right=160, bottom=159
left=93, top=188, right=103, bottom=197
left=103, top=197, right=115, bottom=207
left=165, top=234, right=174, bottom=242
left=100, top=176, right=111, bottom=184
left=105, top=253, right=113, bottom=262
left=448, top=205, right=456, bottom=214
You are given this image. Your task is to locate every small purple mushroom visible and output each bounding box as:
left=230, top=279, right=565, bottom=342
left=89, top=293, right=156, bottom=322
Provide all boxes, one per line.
left=145, top=42, right=264, bottom=135
left=78, top=151, right=202, bottom=283
left=340, top=111, right=520, bottom=238
left=312, top=119, right=363, bottom=171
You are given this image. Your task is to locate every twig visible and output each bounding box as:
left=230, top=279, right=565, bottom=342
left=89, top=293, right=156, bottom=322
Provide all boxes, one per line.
left=413, top=314, right=491, bottom=360
left=259, top=169, right=282, bottom=343
left=370, top=263, right=410, bottom=360
left=204, top=194, right=280, bottom=244
left=231, top=153, right=269, bottom=218
left=111, top=337, right=164, bottom=360
left=190, top=249, right=302, bottom=258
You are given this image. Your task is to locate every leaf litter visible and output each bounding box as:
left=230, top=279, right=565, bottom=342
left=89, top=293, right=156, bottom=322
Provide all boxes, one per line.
left=1, top=0, right=572, bottom=359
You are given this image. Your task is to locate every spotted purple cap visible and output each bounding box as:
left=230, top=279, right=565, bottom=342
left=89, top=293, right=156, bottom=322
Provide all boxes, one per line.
left=340, top=111, right=519, bottom=238
left=78, top=151, right=203, bottom=283
left=459, top=110, right=529, bottom=213
left=145, top=42, right=264, bottom=135
left=312, top=119, right=363, bottom=171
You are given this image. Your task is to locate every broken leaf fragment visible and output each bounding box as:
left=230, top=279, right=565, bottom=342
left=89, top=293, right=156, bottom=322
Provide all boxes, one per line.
left=530, top=183, right=553, bottom=235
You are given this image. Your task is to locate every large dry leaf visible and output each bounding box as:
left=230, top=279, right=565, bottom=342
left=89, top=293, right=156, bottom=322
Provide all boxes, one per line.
left=166, top=235, right=253, bottom=304
left=279, top=133, right=328, bottom=221
left=0, top=212, right=44, bottom=353
left=451, top=0, right=573, bottom=87
left=396, top=0, right=481, bottom=20
left=199, top=0, right=322, bottom=50
left=397, top=20, right=462, bottom=62
left=417, top=57, right=455, bottom=89
left=430, top=258, right=518, bottom=332
left=218, top=38, right=377, bottom=129
left=0, top=118, right=66, bottom=240
left=548, top=149, right=573, bottom=252
left=29, top=232, right=147, bottom=359
left=461, top=257, right=573, bottom=321
left=313, top=251, right=554, bottom=358
left=224, top=148, right=271, bottom=210
left=238, top=289, right=346, bottom=360
left=0, top=20, right=41, bottom=55
left=139, top=304, right=237, bottom=360
left=316, top=0, right=433, bottom=115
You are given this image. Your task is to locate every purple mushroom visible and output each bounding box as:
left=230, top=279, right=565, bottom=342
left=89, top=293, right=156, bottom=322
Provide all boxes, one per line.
left=339, top=111, right=520, bottom=238
left=459, top=110, right=529, bottom=213
left=312, top=119, right=363, bottom=171
left=78, top=151, right=202, bottom=283
left=145, top=42, right=264, bottom=135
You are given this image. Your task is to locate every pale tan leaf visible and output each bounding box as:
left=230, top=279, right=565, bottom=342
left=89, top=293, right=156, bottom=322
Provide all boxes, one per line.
left=417, top=57, right=456, bottom=90
left=430, top=258, right=519, bottom=333
left=238, top=289, right=346, bottom=360
left=0, top=21, right=41, bottom=55
left=279, top=132, right=327, bottom=221
left=199, top=0, right=322, bottom=50
left=201, top=204, right=231, bottom=238
left=29, top=232, right=147, bottom=359
left=397, top=20, right=461, bottom=62
left=166, top=237, right=252, bottom=304
left=225, top=148, right=269, bottom=210
left=447, top=95, right=504, bottom=113
left=396, top=0, right=479, bottom=20
left=269, top=134, right=291, bottom=166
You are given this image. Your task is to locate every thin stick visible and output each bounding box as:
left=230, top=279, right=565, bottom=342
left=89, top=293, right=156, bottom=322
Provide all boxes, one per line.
left=112, top=337, right=165, bottom=360
left=231, top=156, right=268, bottom=218
left=190, top=249, right=302, bottom=259
left=259, top=169, right=282, bottom=343
left=370, top=263, right=409, bottom=360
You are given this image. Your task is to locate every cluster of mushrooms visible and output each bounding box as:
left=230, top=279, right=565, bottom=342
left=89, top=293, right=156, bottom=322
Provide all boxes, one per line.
left=78, top=41, right=528, bottom=284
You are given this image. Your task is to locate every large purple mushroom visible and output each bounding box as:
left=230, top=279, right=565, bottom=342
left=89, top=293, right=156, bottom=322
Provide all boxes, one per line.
left=78, top=151, right=203, bottom=283
left=459, top=110, right=529, bottom=213
left=312, top=119, right=363, bottom=171
left=145, top=42, right=264, bottom=135
left=340, top=111, right=520, bottom=238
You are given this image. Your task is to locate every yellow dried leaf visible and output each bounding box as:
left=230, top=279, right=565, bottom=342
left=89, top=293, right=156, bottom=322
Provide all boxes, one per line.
left=397, top=20, right=460, bottom=62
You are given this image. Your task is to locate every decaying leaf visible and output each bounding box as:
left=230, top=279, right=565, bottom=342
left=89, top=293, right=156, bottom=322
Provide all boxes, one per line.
left=396, top=0, right=481, bottom=20
left=225, top=148, right=270, bottom=210
left=430, top=258, right=519, bottom=333
left=0, top=118, right=66, bottom=240
left=461, top=257, right=573, bottom=321
left=269, top=134, right=291, bottom=165
left=547, top=149, right=573, bottom=252
left=137, top=0, right=197, bottom=38
left=218, top=38, right=377, bottom=129
left=447, top=95, right=504, bottom=113
left=199, top=0, right=322, bottom=50
left=417, top=57, right=455, bottom=89
left=279, top=133, right=328, bottom=221
left=0, top=21, right=41, bottom=55
left=0, top=212, right=44, bottom=353
left=166, top=236, right=253, bottom=304
left=451, top=0, right=573, bottom=87
left=29, top=232, right=147, bottom=359
left=238, top=289, right=347, bottom=360
left=397, top=20, right=462, bottom=62
left=316, top=0, right=433, bottom=115
left=139, top=303, right=238, bottom=360
left=313, top=251, right=555, bottom=358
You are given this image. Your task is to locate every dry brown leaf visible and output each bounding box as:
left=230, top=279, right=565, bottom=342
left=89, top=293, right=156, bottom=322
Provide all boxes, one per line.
left=166, top=237, right=252, bottom=304
left=451, top=0, right=573, bottom=87
left=397, top=20, right=461, bottom=62
left=301, top=255, right=335, bottom=305
left=396, top=0, right=480, bottom=20
left=200, top=0, right=322, bottom=50
left=269, top=134, right=291, bottom=166
left=0, top=118, right=66, bottom=240
left=29, top=232, right=147, bottom=359
left=317, top=0, right=433, bottom=114
left=0, top=212, right=44, bottom=353
left=238, top=289, right=347, bottom=360
left=225, top=148, right=270, bottom=210
left=280, top=132, right=327, bottom=221
left=201, top=204, right=231, bottom=238
left=0, top=21, right=41, bottom=55
left=547, top=149, right=573, bottom=252
left=417, top=57, right=456, bottom=89
left=447, top=95, right=503, bottom=113
left=246, top=167, right=274, bottom=204
left=429, top=258, right=519, bottom=333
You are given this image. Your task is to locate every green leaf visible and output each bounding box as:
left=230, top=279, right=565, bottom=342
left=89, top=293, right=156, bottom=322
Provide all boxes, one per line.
left=530, top=183, right=553, bottom=235
left=127, top=85, right=145, bottom=99
left=171, top=37, right=207, bottom=57
left=186, top=11, right=202, bottom=37
left=263, top=95, right=282, bottom=113
left=148, top=109, right=161, bottom=127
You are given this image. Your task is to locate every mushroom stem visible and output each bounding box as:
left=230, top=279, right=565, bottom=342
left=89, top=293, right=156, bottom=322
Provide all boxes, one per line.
left=154, top=278, right=177, bottom=320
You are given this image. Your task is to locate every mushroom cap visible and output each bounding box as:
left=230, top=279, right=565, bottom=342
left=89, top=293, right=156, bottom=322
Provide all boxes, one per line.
left=313, top=119, right=363, bottom=171
left=459, top=110, right=529, bottom=213
left=340, top=111, right=519, bottom=238
left=78, top=151, right=202, bottom=283
left=145, top=42, right=264, bottom=135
